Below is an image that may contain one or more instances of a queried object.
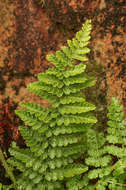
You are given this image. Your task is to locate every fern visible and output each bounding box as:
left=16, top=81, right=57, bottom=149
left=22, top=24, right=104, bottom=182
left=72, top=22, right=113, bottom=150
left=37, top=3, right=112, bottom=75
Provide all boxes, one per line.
left=0, top=19, right=126, bottom=190
left=5, top=20, right=98, bottom=190
left=105, top=98, right=126, bottom=189
left=80, top=97, right=126, bottom=190
left=96, top=98, right=126, bottom=190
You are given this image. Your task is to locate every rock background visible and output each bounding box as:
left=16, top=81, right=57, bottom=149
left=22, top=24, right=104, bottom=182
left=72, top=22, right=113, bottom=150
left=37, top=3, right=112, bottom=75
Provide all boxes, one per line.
left=0, top=0, right=126, bottom=150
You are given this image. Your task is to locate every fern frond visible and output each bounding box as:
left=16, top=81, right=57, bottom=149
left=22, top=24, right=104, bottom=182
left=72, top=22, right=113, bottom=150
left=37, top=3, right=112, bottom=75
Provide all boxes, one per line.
left=60, top=93, right=85, bottom=105
left=45, top=164, right=88, bottom=181
left=51, top=124, right=90, bottom=136
left=63, top=63, right=86, bottom=78
left=82, top=98, right=126, bottom=190
left=7, top=20, right=97, bottom=190
left=38, top=73, right=64, bottom=88
left=58, top=102, right=96, bottom=115
left=56, top=113, right=97, bottom=126
left=15, top=110, right=49, bottom=132
left=66, top=174, right=89, bottom=190
left=106, top=97, right=126, bottom=157
left=85, top=129, right=112, bottom=180
left=28, top=81, right=63, bottom=97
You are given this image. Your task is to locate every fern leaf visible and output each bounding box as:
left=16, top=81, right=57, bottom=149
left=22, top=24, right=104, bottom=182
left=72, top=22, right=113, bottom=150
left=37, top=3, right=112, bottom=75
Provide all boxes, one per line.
left=46, top=67, right=63, bottom=79
left=63, top=63, right=86, bottom=78
left=106, top=97, right=126, bottom=158
left=60, top=93, right=85, bottom=104
left=8, top=20, right=96, bottom=189
left=45, top=164, right=88, bottom=181
left=63, top=73, right=87, bottom=86
left=66, top=174, right=89, bottom=190
left=27, top=81, right=63, bottom=97
left=58, top=102, right=96, bottom=114
left=57, top=114, right=97, bottom=126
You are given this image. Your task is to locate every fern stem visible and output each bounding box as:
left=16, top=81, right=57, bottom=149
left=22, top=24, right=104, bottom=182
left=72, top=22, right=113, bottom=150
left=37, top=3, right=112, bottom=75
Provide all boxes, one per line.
left=107, top=181, right=126, bottom=187
left=0, top=148, right=17, bottom=190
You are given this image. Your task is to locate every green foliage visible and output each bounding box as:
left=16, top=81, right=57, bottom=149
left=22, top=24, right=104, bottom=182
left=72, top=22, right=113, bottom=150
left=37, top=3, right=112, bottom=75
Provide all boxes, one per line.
left=82, top=97, right=126, bottom=190
left=0, top=183, right=13, bottom=190
left=0, top=20, right=126, bottom=190
left=5, top=20, right=97, bottom=190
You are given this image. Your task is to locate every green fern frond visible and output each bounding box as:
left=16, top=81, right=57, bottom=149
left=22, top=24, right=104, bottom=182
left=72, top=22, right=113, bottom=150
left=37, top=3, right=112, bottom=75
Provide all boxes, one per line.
left=85, top=98, right=126, bottom=190
left=56, top=113, right=97, bottom=126
left=104, top=97, right=126, bottom=189
left=6, top=19, right=96, bottom=190
left=58, top=102, right=96, bottom=115
left=1, top=17, right=126, bottom=190
left=66, top=174, right=89, bottom=190
left=106, top=97, right=126, bottom=157
left=60, top=93, right=85, bottom=104
left=85, top=129, right=112, bottom=180
left=86, top=129, right=111, bottom=167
